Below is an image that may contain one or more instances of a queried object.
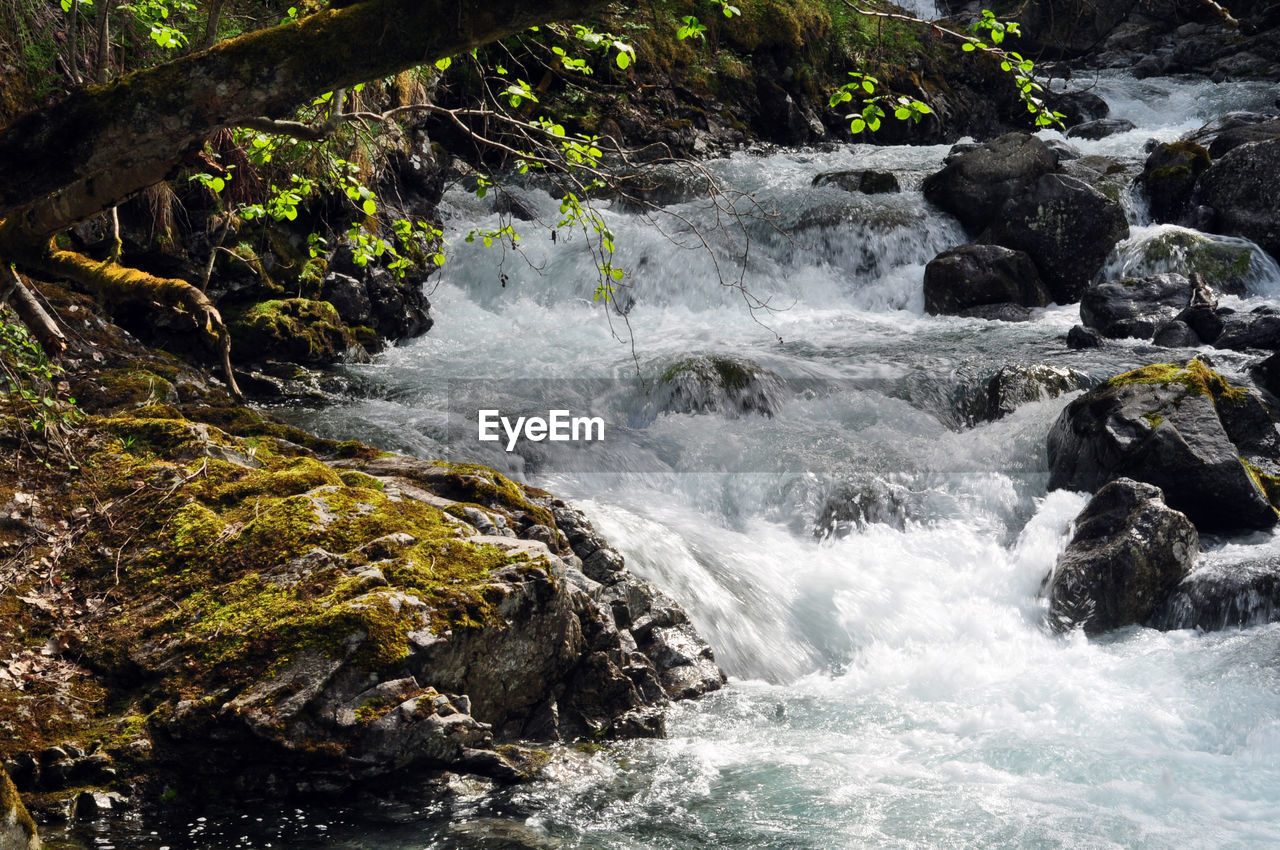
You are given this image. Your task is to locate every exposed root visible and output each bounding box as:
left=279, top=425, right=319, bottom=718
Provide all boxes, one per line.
left=1, top=263, right=67, bottom=358
left=41, top=247, right=243, bottom=400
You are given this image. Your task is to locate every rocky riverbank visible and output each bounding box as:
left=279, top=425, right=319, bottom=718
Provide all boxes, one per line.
left=0, top=281, right=723, bottom=836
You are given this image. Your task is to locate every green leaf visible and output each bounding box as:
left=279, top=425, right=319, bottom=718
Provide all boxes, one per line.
left=894, top=107, right=912, bottom=120
left=615, top=51, right=630, bottom=70
left=362, top=199, right=378, bottom=216
left=962, top=42, right=976, bottom=52
left=435, top=57, right=452, bottom=71
left=862, top=80, right=875, bottom=94
left=850, top=118, right=866, bottom=134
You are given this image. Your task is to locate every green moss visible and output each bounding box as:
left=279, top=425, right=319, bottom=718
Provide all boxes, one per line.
left=0, top=768, right=38, bottom=843
left=427, top=462, right=556, bottom=530
left=338, top=469, right=384, bottom=490
left=226, top=298, right=356, bottom=365
left=1105, top=360, right=1247, bottom=405
left=77, top=368, right=178, bottom=413
left=1242, top=460, right=1280, bottom=509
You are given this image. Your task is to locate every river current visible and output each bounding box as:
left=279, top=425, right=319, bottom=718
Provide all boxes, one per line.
left=77, top=73, right=1280, bottom=848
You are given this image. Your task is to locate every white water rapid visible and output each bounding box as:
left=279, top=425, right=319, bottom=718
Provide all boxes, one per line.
left=253, top=72, right=1280, bottom=849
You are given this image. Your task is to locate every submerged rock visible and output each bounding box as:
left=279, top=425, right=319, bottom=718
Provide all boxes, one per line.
left=652, top=355, right=781, bottom=418
left=1047, top=361, right=1280, bottom=532
left=811, top=169, right=900, bottom=194
left=923, top=244, right=1050, bottom=315
left=1151, top=557, right=1280, bottom=632
left=1045, top=478, right=1198, bottom=635
left=955, top=364, right=1092, bottom=426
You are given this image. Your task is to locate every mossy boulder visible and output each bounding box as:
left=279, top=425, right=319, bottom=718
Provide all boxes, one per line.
left=1045, top=478, right=1198, bottom=635
left=0, top=768, right=39, bottom=849
left=1047, top=360, right=1280, bottom=532
left=227, top=298, right=359, bottom=366
left=1104, top=228, right=1260, bottom=297
left=652, top=355, right=782, bottom=418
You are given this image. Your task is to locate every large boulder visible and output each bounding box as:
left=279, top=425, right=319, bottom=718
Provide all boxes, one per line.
left=1044, top=478, right=1198, bottom=635
left=923, top=244, right=1050, bottom=315
left=1206, top=118, right=1280, bottom=158
left=1047, top=360, right=1280, bottom=531
left=1213, top=308, right=1280, bottom=351
left=0, top=769, right=39, bottom=850
left=1151, top=557, right=1280, bottom=631
left=1080, top=273, right=1192, bottom=340
left=1139, top=142, right=1210, bottom=223
left=1101, top=228, right=1262, bottom=297
left=985, top=173, right=1130, bottom=303
left=922, top=133, right=1058, bottom=234
left=1199, top=138, right=1280, bottom=259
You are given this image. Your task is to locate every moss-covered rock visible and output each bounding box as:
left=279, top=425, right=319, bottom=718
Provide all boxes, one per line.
left=226, top=298, right=359, bottom=366
left=0, top=767, right=39, bottom=849
left=1106, top=227, right=1259, bottom=296
left=653, top=355, right=782, bottom=418
left=1048, top=360, right=1280, bottom=532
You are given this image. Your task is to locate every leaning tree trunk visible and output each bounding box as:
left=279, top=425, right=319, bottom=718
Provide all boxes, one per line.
left=0, top=0, right=603, bottom=392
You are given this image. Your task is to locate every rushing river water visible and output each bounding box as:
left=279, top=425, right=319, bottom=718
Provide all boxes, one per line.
left=61, top=73, right=1280, bottom=848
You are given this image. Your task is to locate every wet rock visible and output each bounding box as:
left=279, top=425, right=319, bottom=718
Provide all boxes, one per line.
left=1080, top=273, right=1193, bottom=340
left=1250, top=350, right=1280, bottom=397
left=1139, top=142, right=1210, bottom=223
left=1065, top=118, right=1136, bottom=140
left=1199, top=137, right=1280, bottom=259
left=1043, top=138, right=1083, bottom=163
left=1178, top=305, right=1225, bottom=344
left=1185, top=112, right=1278, bottom=149
left=1152, top=557, right=1280, bottom=631
left=320, top=271, right=373, bottom=327
left=1152, top=319, right=1202, bottom=348
left=1206, top=117, right=1280, bottom=158
left=1105, top=228, right=1259, bottom=297
left=985, top=173, right=1129, bottom=304
left=957, top=303, right=1035, bottom=322
left=1213, top=310, right=1280, bottom=351
left=1045, top=89, right=1110, bottom=127
left=1047, top=360, right=1280, bottom=532
left=923, top=244, right=1050, bottom=315
left=816, top=476, right=915, bottom=538
left=922, top=133, right=1058, bottom=234
left=811, top=169, right=900, bottom=194
left=1067, top=324, right=1102, bottom=349
left=1045, top=478, right=1198, bottom=635
left=0, top=768, right=39, bottom=849
left=956, top=364, right=1092, bottom=426
left=652, top=355, right=781, bottom=418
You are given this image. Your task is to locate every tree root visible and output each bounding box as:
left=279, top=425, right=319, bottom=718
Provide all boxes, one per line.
left=41, top=247, right=243, bottom=400
left=1, top=220, right=242, bottom=400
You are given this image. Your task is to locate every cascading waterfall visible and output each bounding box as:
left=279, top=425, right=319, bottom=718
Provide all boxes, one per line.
left=253, top=72, right=1280, bottom=848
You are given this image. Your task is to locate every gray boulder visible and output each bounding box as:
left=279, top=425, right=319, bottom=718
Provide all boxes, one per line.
left=985, top=173, right=1129, bottom=303
left=1213, top=308, right=1280, bottom=351
left=1045, top=478, right=1198, bottom=635
left=1207, top=118, right=1280, bottom=158
left=922, top=133, right=1058, bottom=234
left=955, top=364, right=1092, bottom=426
left=1151, top=557, right=1280, bottom=631
left=1199, top=138, right=1280, bottom=259
left=1080, top=273, right=1193, bottom=340
left=1047, top=360, right=1280, bottom=532
left=811, top=169, right=900, bottom=194
left=923, top=244, right=1050, bottom=315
